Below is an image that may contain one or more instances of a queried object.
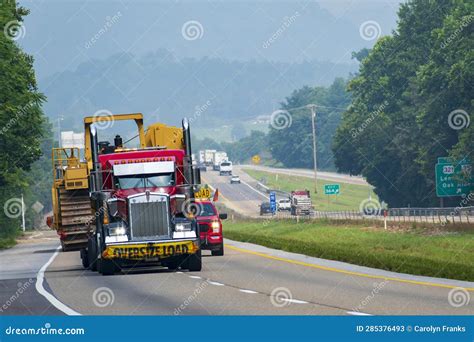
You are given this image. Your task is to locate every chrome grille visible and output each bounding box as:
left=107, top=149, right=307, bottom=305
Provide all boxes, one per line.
left=129, top=193, right=170, bottom=240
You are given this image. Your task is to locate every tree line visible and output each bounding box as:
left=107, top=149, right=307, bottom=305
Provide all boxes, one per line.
left=0, top=2, right=52, bottom=240
left=333, top=0, right=473, bottom=207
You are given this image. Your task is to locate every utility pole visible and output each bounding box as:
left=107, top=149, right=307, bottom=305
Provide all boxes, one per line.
left=57, top=115, right=64, bottom=148
left=309, top=104, right=318, bottom=193
left=21, top=194, right=25, bottom=232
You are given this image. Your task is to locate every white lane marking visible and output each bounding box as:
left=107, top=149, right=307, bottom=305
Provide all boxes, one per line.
left=346, top=311, right=373, bottom=316
left=239, top=179, right=269, bottom=200
left=176, top=271, right=183, bottom=274
left=281, top=298, right=308, bottom=304
left=189, top=275, right=202, bottom=279
left=207, top=280, right=225, bottom=286
left=239, top=289, right=258, bottom=294
left=35, top=246, right=81, bottom=316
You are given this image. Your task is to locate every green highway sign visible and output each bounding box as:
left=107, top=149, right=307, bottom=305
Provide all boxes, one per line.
left=437, top=157, right=453, bottom=164
left=324, top=184, right=340, bottom=195
left=435, top=158, right=473, bottom=197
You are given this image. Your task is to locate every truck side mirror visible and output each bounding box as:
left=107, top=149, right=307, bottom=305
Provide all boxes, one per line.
left=219, top=213, right=228, bottom=220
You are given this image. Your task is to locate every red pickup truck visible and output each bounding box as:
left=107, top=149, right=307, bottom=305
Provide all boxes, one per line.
left=196, top=200, right=226, bottom=256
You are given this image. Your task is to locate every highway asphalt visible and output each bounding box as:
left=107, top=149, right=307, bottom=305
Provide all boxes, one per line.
left=241, top=164, right=369, bottom=186
left=1, top=230, right=472, bottom=316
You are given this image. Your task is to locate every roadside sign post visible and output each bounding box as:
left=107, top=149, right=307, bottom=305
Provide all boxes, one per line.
left=269, top=192, right=276, bottom=215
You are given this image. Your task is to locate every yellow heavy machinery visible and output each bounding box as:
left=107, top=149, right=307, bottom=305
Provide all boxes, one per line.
left=48, top=113, right=187, bottom=251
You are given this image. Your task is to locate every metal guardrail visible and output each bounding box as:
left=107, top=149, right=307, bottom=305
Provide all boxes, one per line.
left=250, top=179, right=472, bottom=225
left=257, top=206, right=474, bottom=225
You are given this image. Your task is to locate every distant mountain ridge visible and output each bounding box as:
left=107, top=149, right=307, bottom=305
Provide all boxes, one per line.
left=40, top=49, right=356, bottom=131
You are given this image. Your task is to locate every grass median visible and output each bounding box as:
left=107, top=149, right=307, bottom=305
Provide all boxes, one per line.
left=224, top=219, right=474, bottom=281
left=242, top=168, right=377, bottom=211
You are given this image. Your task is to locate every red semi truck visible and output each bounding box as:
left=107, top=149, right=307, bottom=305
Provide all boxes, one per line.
left=81, top=118, right=203, bottom=275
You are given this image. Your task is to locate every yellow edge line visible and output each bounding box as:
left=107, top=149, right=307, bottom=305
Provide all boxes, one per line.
left=225, top=244, right=474, bottom=291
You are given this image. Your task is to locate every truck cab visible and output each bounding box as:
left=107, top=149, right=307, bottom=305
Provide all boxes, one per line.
left=79, top=115, right=203, bottom=275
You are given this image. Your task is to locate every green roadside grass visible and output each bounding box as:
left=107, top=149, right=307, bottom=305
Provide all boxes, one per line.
left=242, top=168, right=377, bottom=211
left=224, top=220, right=474, bottom=281
left=0, top=236, right=17, bottom=249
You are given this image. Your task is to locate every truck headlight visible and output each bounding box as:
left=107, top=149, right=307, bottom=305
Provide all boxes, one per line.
left=175, top=222, right=193, bottom=232
left=211, top=221, right=220, bottom=233
left=108, top=226, right=127, bottom=236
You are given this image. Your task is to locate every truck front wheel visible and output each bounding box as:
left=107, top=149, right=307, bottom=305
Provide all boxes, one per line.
left=87, top=237, right=98, bottom=271
left=98, top=259, right=118, bottom=276
left=185, top=250, right=202, bottom=271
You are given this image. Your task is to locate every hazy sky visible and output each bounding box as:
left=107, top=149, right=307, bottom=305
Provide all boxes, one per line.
left=18, top=0, right=403, bottom=80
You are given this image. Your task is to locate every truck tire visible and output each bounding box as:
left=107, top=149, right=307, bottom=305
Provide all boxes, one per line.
left=211, top=244, right=224, bottom=256
left=87, top=237, right=98, bottom=271
left=60, top=241, right=70, bottom=252
left=80, top=248, right=89, bottom=269
left=186, top=250, right=202, bottom=271
left=98, top=259, right=117, bottom=276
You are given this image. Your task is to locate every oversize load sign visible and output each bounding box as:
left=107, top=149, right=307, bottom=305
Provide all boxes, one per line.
left=324, top=184, right=340, bottom=195
left=103, top=241, right=197, bottom=259
left=435, top=159, right=473, bottom=197
left=194, top=188, right=211, bottom=199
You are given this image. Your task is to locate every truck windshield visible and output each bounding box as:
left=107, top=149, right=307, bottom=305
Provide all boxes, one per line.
left=221, top=162, right=231, bottom=167
left=115, top=173, right=175, bottom=189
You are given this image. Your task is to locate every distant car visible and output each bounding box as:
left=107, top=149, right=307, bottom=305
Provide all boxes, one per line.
left=277, top=198, right=291, bottom=211
left=230, top=175, right=241, bottom=184
left=196, top=201, right=227, bottom=256
left=259, top=202, right=273, bottom=215
left=198, top=164, right=207, bottom=172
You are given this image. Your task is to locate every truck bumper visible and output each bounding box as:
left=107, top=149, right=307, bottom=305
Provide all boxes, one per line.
left=102, top=239, right=199, bottom=260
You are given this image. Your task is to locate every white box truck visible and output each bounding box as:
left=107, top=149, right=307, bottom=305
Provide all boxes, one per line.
left=212, top=151, right=228, bottom=171
left=204, top=149, right=216, bottom=166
